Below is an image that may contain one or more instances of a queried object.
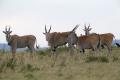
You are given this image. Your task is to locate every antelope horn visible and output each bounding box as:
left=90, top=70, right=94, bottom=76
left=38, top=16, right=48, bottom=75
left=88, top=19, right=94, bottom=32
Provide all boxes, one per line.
left=88, top=24, right=90, bottom=28
left=48, top=25, right=51, bottom=33
left=5, top=25, right=7, bottom=31
left=45, top=25, right=47, bottom=33
left=72, top=24, right=79, bottom=32
left=9, top=25, right=11, bottom=31
left=84, top=24, right=87, bottom=29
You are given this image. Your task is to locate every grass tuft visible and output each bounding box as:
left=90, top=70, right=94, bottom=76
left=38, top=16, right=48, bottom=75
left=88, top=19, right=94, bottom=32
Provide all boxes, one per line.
left=0, top=60, right=6, bottom=73
left=112, top=56, right=119, bottom=62
left=20, top=63, right=40, bottom=72
left=24, top=73, right=34, bottom=79
left=6, top=59, right=16, bottom=70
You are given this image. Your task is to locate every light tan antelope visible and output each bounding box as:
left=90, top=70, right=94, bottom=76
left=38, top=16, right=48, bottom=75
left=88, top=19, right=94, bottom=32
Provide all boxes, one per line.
left=3, top=26, right=37, bottom=59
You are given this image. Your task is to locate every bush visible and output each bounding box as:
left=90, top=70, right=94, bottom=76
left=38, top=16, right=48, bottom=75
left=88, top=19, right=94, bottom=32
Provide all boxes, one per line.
left=98, top=56, right=109, bottom=62
left=36, top=48, right=51, bottom=56
left=37, top=51, right=48, bottom=56
left=36, top=46, right=69, bottom=56
left=85, top=56, right=109, bottom=63
left=57, top=46, right=69, bottom=52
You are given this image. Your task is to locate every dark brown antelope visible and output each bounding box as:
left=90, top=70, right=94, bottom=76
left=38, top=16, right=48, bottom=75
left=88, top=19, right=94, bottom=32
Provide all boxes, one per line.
left=76, top=34, right=100, bottom=53
left=43, top=25, right=79, bottom=55
left=3, top=26, right=37, bottom=59
left=83, top=24, right=114, bottom=53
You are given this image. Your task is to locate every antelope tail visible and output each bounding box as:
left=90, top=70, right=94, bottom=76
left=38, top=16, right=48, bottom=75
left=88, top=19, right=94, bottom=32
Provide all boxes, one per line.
left=113, top=35, right=117, bottom=46
left=35, top=39, right=39, bottom=49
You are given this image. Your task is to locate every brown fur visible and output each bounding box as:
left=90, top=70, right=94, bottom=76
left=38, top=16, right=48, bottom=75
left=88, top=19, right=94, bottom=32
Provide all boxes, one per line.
left=47, top=32, right=73, bottom=50
left=8, top=35, right=36, bottom=58
left=99, top=33, right=114, bottom=53
left=76, top=34, right=100, bottom=53
left=83, top=25, right=114, bottom=53
left=44, top=25, right=79, bottom=53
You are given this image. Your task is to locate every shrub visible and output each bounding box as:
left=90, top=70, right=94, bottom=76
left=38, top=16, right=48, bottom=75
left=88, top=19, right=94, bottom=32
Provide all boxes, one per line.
left=85, top=56, right=109, bottom=63
left=98, top=56, right=109, bottom=62
left=37, top=51, right=48, bottom=56
left=57, top=46, right=69, bottom=52
left=37, top=46, right=69, bottom=56
left=36, top=48, right=51, bottom=56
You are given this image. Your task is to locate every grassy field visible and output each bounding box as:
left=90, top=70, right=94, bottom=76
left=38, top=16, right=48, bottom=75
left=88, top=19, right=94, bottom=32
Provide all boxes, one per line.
left=0, top=47, right=120, bottom=80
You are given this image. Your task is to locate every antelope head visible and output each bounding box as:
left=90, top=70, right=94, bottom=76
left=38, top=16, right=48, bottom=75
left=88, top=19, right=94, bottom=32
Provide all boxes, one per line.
left=3, top=25, right=12, bottom=43
left=83, top=24, right=92, bottom=36
left=43, top=25, right=51, bottom=41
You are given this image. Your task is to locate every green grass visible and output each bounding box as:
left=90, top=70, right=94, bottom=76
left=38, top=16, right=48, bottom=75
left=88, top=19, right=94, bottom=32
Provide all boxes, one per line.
left=0, top=47, right=120, bottom=80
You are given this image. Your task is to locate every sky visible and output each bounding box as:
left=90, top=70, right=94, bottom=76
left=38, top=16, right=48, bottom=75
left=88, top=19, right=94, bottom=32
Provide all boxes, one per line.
left=0, top=0, right=120, bottom=47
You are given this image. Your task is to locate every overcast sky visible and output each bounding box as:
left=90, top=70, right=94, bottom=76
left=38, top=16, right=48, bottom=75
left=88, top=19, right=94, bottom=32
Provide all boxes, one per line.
left=0, top=0, right=120, bottom=47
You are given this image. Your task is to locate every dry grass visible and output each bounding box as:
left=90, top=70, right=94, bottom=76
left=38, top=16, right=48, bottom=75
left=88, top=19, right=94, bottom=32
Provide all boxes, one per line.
left=0, top=47, right=120, bottom=80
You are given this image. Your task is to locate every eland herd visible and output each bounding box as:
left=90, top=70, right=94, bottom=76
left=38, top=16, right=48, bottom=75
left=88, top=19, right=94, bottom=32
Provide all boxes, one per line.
left=2, top=24, right=116, bottom=59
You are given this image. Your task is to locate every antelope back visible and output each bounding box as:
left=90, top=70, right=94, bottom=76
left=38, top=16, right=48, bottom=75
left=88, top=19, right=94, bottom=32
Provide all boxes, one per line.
left=48, top=32, right=70, bottom=47
left=100, top=33, right=114, bottom=44
left=77, top=34, right=100, bottom=49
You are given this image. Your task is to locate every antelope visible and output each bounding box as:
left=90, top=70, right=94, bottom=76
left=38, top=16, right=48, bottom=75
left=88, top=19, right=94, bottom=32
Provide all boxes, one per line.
left=83, top=24, right=114, bottom=53
left=43, top=25, right=79, bottom=55
left=3, top=26, right=37, bottom=59
left=76, top=34, right=100, bottom=53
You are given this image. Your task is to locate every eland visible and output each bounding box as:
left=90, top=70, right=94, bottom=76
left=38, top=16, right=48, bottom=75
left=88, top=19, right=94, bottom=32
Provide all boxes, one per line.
left=3, top=26, right=38, bottom=59
left=43, top=25, right=79, bottom=55
left=76, top=33, right=100, bottom=53
left=83, top=24, right=114, bottom=53
left=99, top=33, right=114, bottom=53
